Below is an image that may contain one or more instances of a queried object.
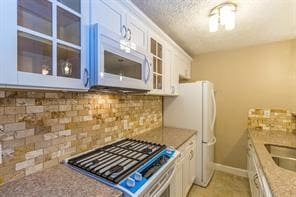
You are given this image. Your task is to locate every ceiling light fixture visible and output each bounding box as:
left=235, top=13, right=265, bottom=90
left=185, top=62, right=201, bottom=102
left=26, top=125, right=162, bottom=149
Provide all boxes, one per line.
left=209, top=2, right=237, bottom=32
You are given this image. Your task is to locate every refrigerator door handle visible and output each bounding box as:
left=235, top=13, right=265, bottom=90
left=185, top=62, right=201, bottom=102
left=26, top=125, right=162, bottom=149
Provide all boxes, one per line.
left=210, top=89, right=216, bottom=131
left=207, top=136, right=217, bottom=146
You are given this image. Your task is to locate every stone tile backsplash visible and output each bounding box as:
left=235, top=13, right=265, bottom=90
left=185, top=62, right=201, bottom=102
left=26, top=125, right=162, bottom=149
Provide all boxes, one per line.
left=248, top=108, right=296, bottom=132
left=0, top=90, right=162, bottom=185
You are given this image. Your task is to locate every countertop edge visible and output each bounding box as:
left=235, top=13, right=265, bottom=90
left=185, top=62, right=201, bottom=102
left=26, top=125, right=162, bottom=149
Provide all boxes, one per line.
left=133, top=127, right=197, bottom=149
left=248, top=129, right=296, bottom=197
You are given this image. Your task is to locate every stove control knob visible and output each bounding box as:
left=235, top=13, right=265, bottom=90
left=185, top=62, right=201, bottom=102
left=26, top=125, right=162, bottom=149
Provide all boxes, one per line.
left=134, top=172, right=142, bottom=181
left=126, top=177, right=135, bottom=188
left=166, top=147, right=174, bottom=154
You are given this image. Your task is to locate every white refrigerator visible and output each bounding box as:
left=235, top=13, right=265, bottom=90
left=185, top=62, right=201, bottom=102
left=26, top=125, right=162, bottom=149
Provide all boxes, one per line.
left=164, top=81, right=217, bottom=187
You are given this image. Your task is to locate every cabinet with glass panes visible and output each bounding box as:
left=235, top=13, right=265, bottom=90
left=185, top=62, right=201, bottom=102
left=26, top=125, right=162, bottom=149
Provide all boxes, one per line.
left=0, top=0, right=89, bottom=90
left=150, top=37, right=163, bottom=93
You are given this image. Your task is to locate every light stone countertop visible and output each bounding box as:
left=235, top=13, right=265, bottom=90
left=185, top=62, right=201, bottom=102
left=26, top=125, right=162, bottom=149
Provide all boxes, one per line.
left=0, top=165, right=122, bottom=197
left=133, top=127, right=197, bottom=149
left=0, top=127, right=196, bottom=197
left=249, top=130, right=296, bottom=197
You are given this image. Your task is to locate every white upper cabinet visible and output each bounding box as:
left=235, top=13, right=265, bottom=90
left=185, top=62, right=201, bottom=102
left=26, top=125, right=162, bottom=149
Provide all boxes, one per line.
left=90, top=0, right=126, bottom=37
left=175, top=52, right=192, bottom=80
left=90, top=0, right=148, bottom=55
left=0, top=0, right=89, bottom=90
left=163, top=45, right=172, bottom=95
left=126, top=14, right=148, bottom=53
left=0, top=1, right=17, bottom=85
left=148, top=31, right=165, bottom=95
left=163, top=45, right=178, bottom=96
left=0, top=0, right=192, bottom=93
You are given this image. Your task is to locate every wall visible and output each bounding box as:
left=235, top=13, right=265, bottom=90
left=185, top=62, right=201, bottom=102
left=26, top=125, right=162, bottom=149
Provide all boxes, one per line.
left=190, top=39, right=296, bottom=169
left=0, top=90, right=162, bottom=184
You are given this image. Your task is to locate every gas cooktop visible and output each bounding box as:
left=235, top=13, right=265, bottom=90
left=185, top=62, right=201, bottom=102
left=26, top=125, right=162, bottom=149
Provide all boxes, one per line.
left=66, top=138, right=177, bottom=197
left=67, top=138, right=166, bottom=184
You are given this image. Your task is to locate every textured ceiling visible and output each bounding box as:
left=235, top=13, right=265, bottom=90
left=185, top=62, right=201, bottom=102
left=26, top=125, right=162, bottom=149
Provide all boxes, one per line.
left=131, top=0, right=296, bottom=56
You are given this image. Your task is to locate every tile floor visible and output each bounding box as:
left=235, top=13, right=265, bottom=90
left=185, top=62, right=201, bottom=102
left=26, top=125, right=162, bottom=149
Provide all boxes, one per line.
left=188, top=171, right=251, bottom=197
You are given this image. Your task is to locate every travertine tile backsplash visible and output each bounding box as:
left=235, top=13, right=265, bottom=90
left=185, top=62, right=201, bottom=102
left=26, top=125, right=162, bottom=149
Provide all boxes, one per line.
left=0, top=90, right=162, bottom=184
left=248, top=108, right=296, bottom=132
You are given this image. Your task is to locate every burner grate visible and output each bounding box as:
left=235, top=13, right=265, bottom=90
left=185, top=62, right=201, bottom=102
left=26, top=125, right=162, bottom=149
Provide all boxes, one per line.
left=67, top=139, right=166, bottom=183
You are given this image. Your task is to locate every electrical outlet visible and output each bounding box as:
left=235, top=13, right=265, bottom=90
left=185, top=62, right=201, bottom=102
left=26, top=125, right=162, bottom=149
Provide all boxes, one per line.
left=123, top=120, right=129, bottom=130
left=139, top=117, right=144, bottom=126
left=264, top=110, right=270, bottom=118
left=0, top=143, right=2, bottom=164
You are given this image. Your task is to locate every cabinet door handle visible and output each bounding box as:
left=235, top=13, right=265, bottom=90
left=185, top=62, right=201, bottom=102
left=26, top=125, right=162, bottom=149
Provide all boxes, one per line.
left=127, top=28, right=132, bottom=41
left=253, top=174, right=259, bottom=189
left=122, top=25, right=127, bottom=39
left=189, top=150, right=193, bottom=160
left=171, top=86, right=175, bottom=94
left=83, top=68, right=89, bottom=87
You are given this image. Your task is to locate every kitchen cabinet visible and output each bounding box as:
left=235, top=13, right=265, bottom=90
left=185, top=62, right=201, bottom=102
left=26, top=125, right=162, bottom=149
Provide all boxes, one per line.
left=163, top=45, right=178, bottom=96
left=148, top=32, right=165, bottom=95
left=0, top=0, right=89, bottom=90
left=90, top=0, right=126, bottom=38
left=126, top=14, right=148, bottom=53
left=248, top=140, right=272, bottom=197
left=163, top=46, right=192, bottom=96
left=174, top=53, right=191, bottom=80
left=1, top=0, right=192, bottom=93
left=90, top=0, right=148, bottom=55
left=182, top=136, right=196, bottom=197
left=0, top=1, right=17, bottom=85
left=171, top=135, right=197, bottom=197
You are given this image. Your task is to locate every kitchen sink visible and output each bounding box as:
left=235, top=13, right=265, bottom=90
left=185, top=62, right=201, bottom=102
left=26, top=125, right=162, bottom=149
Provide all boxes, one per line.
left=265, top=144, right=296, bottom=172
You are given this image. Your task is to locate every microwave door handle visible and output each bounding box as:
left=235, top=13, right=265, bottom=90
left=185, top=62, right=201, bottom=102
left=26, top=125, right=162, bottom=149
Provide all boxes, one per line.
left=145, top=57, right=151, bottom=83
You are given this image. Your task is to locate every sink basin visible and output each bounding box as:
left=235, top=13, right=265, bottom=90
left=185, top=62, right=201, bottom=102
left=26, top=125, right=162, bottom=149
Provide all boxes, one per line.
left=265, top=144, right=296, bottom=172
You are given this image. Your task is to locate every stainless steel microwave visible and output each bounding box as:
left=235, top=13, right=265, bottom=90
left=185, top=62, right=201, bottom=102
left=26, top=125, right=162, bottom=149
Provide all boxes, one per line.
left=90, top=24, right=152, bottom=92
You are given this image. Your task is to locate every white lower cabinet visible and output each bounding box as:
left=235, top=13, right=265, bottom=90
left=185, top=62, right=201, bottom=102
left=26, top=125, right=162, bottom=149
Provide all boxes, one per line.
left=171, top=135, right=197, bottom=197
left=248, top=140, right=272, bottom=197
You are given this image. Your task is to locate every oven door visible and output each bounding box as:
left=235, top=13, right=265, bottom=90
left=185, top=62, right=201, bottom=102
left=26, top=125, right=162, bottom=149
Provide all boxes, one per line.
left=91, top=24, right=152, bottom=91
left=159, top=186, right=171, bottom=197
left=144, top=165, right=176, bottom=197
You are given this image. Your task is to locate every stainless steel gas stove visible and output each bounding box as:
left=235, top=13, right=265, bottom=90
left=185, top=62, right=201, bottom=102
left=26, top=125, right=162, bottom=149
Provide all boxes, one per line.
left=65, top=138, right=178, bottom=197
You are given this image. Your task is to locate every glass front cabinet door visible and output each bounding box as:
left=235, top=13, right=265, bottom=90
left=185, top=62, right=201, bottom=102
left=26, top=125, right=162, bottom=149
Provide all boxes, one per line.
left=0, top=0, right=89, bottom=90
left=149, top=34, right=164, bottom=94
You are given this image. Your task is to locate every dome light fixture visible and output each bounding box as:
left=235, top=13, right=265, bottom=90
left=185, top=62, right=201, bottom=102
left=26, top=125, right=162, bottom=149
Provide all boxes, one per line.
left=209, top=2, right=237, bottom=32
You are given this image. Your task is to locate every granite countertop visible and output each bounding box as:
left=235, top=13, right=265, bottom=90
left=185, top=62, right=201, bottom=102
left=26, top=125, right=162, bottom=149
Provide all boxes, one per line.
left=249, top=130, right=296, bottom=197
left=133, top=127, right=197, bottom=149
left=0, top=165, right=122, bottom=197
left=0, top=127, right=196, bottom=197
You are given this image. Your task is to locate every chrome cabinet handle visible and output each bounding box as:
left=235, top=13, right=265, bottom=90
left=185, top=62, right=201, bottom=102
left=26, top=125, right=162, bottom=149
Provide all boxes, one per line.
left=253, top=174, right=259, bottom=189
left=83, top=68, right=89, bottom=87
left=189, top=150, right=193, bottom=160
left=127, top=28, right=132, bottom=41
left=171, top=86, right=175, bottom=94
left=122, top=25, right=127, bottom=38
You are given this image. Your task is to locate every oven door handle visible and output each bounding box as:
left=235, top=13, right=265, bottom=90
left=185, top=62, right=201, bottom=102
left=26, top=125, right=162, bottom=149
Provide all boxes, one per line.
left=150, top=166, right=176, bottom=197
